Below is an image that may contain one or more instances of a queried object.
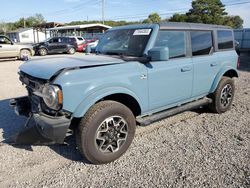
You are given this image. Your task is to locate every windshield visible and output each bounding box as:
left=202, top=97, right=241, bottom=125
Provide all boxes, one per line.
left=97, top=28, right=152, bottom=57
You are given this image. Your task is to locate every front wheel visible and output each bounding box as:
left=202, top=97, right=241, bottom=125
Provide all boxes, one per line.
left=38, top=48, right=48, bottom=56
left=76, top=101, right=136, bottom=164
left=208, top=76, right=235, bottom=113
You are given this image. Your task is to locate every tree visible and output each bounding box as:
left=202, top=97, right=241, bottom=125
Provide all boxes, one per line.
left=0, top=21, right=9, bottom=34
left=14, top=14, right=46, bottom=28
left=223, top=15, right=243, bottom=29
left=187, top=0, right=227, bottom=24
left=143, top=13, right=161, bottom=23
left=169, top=13, right=187, bottom=22
left=169, top=0, right=243, bottom=28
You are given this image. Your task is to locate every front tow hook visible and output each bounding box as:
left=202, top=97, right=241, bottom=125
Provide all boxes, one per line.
left=9, top=98, right=17, bottom=107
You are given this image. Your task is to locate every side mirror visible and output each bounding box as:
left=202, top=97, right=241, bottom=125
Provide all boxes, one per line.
left=148, top=47, right=169, bottom=61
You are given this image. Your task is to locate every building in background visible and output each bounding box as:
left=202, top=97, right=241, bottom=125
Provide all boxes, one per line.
left=7, top=28, right=46, bottom=44
left=48, top=23, right=111, bottom=39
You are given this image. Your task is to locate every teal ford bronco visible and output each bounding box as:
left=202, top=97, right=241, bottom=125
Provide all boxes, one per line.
left=10, top=22, right=239, bottom=164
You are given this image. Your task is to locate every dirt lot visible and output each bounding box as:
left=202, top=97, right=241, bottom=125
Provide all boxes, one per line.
left=0, top=53, right=249, bottom=188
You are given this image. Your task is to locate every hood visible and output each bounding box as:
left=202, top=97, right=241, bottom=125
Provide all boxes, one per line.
left=19, top=55, right=125, bottom=80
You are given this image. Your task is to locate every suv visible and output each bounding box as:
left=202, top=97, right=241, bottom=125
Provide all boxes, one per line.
left=10, top=22, right=238, bottom=164
left=33, top=37, right=76, bottom=56
left=0, top=35, right=34, bottom=60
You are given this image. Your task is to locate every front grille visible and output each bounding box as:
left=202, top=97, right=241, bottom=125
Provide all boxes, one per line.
left=19, top=71, right=47, bottom=113
left=19, top=71, right=62, bottom=116
left=19, top=71, right=47, bottom=91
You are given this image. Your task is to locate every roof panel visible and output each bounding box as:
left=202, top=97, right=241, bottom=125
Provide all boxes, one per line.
left=160, top=22, right=231, bottom=30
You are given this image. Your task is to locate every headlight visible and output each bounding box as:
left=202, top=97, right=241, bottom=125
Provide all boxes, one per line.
left=42, top=85, right=63, bottom=110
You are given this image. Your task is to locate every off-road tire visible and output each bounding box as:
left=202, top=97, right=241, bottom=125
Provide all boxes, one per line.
left=76, top=100, right=136, bottom=164
left=39, top=48, right=48, bottom=56
left=208, top=76, right=235, bottom=114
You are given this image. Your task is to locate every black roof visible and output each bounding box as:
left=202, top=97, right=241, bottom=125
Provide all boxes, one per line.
left=160, top=22, right=231, bottom=30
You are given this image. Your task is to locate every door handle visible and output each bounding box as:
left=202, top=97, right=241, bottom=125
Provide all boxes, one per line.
left=210, top=63, right=217, bottom=67
left=181, top=66, right=192, bottom=72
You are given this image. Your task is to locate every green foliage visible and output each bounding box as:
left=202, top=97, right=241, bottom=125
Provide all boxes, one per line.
left=169, top=14, right=187, bottom=22
left=169, top=0, right=243, bottom=28
left=223, top=16, right=243, bottom=29
left=0, top=14, right=46, bottom=33
left=142, top=13, right=161, bottom=23
left=14, top=14, right=46, bottom=28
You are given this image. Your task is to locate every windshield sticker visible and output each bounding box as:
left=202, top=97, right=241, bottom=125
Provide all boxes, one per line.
left=133, top=29, right=152, bottom=36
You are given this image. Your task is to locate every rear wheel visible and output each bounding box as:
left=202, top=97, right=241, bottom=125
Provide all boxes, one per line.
left=76, top=101, right=136, bottom=164
left=39, top=48, right=48, bottom=56
left=208, top=76, right=235, bottom=113
left=19, top=49, right=31, bottom=60
left=68, top=47, right=75, bottom=55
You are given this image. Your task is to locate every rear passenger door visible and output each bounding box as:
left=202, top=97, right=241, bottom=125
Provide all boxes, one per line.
left=147, top=30, right=193, bottom=111
left=47, top=37, right=60, bottom=53
left=190, top=31, right=219, bottom=97
left=57, top=37, right=68, bottom=52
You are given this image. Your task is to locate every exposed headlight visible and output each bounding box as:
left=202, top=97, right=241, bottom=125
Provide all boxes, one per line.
left=42, top=85, right=63, bottom=110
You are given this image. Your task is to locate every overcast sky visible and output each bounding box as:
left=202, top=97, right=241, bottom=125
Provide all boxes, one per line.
left=1, top=0, right=249, bottom=27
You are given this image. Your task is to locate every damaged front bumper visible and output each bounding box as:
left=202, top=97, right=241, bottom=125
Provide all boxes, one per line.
left=9, top=96, right=71, bottom=145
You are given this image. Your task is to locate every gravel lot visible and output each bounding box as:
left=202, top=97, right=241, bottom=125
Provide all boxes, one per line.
left=0, top=53, right=249, bottom=188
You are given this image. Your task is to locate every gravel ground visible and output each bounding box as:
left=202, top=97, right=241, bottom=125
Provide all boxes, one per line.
left=0, top=53, right=249, bottom=188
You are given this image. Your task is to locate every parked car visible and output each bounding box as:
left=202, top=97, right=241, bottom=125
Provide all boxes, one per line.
left=77, top=39, right=98, bottom=52
left=10, top=22, right=238, bottom=164
left=33, top=37, right=76, bottom=56
left=0, top=35, right=34, bottom=60
left=73, top=36, right=85, bottom=45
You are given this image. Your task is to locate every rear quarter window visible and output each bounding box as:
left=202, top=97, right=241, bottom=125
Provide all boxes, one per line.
left=217, top=30, right=234, bottom=50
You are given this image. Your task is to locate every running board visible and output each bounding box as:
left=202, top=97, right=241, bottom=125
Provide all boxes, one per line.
left=136, top=98, right=212, bottom=126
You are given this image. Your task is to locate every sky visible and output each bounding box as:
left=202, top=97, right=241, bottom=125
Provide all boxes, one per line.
left=0, top=0, right=250, bottom=27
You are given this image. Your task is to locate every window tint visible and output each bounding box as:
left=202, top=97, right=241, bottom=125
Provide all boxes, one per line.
left=217, top=30, right=234, bottom=49
left=50, top=38, right=59, bottom=43
left=191, top=31, right=213, bottom=56
left=68, top=38, right=76, bottom=44
left=154, top=31, right=186, bottom=59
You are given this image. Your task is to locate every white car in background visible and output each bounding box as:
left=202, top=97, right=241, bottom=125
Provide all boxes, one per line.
left=88, top=40, right=99, bottom=48
left=73, top=36, right=85, bottom=45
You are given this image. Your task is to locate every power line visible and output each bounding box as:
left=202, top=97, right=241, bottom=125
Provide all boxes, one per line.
left=106, top=1, right=250, bottom=21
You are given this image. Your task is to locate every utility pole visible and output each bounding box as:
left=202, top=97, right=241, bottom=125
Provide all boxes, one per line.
left=102, top=0, right=105, bottom=25
left=23, top=17, right=26, bottom=28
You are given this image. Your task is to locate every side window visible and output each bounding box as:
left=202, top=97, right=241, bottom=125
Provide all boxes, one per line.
left=191, top=31, right=213, bottom=56
left=154, top=30, right=186, bottom=59
left=217, top=30, right=234, bottom=50
left=0, top=36, right=11, bottom=44
left=50, top=38, right=59, bottom=43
